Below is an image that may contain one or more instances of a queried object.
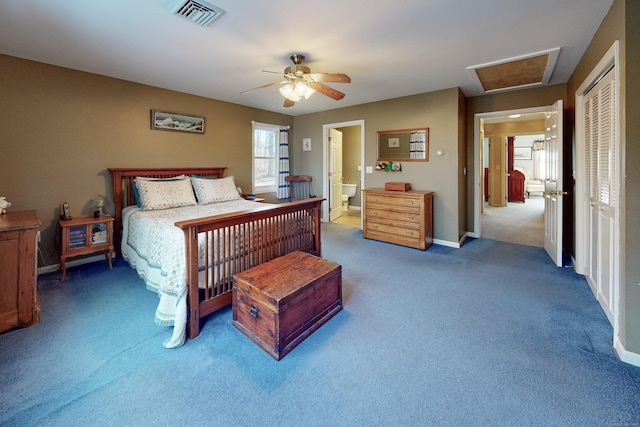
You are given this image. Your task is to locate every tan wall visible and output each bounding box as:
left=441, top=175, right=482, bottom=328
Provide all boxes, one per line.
left=0, top=54, right=292, bottom=266
left=291, top=88, right=462, bottom=245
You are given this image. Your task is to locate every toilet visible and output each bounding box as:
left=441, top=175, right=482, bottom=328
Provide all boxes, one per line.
left=341, top=183, right=357, bottom=211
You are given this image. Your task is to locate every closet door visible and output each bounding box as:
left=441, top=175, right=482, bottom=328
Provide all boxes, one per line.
left=583, top=68, right=616, bottom=323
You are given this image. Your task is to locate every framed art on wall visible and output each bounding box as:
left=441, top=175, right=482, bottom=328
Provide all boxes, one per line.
left=513, top=147, right=532, bottom=160
left=150, top=110, right=205, bottom=134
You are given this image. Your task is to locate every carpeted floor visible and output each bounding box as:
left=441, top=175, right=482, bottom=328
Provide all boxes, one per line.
left=1, top=223, right=639, bottom=426
left=482, top=196, right=544, bottom=247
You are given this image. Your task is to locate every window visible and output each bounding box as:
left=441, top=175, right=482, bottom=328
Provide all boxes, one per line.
left=252, top=122, right=279, bottom=193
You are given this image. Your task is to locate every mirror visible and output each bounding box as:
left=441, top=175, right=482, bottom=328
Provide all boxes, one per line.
left=377, top=128, right=429, bottom=161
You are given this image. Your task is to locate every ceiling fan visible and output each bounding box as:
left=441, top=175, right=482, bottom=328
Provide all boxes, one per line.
left=242, top=54, right=351, bottom=107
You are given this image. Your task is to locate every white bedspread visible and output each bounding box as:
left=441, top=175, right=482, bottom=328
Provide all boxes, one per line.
left=122, top=199, right=264, bottom=348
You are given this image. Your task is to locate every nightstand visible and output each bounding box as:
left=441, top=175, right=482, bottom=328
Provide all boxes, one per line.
left=59, top=215, right=114, bottom=281
left=242, top=195, right=265, bottom=202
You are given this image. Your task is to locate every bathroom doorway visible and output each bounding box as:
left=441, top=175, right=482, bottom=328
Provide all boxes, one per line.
left=322, top=120, right=364, bottom=228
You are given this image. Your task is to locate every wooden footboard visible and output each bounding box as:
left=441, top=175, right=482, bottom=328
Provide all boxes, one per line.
left=109, top=167, right=323, bottom=343
left=175, top=197, right=324, bottom=340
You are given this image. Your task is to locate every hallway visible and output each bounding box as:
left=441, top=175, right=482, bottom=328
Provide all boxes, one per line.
left=481, top=196, right=544, bottom=247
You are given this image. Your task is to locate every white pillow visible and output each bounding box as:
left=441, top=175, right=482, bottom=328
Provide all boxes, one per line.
left=135, top=176, right=197, bottom=211
left=191, top=175, right=242, bottom=204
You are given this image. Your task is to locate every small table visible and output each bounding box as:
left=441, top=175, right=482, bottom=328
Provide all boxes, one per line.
left=59, top=215, right=114, bottom=281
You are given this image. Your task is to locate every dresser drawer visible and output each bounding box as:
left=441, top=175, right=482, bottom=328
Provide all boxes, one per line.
left=366, top=221, right=421, bottom=239
left=366, top=207, right=420, bottom=223
left=365, top=193, right=421, bottom=208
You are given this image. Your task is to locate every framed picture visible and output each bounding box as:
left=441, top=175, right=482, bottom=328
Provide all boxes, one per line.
left=150, top=110, right=205, bottom=134
left=388, top=137, right=400, bottom=148
left=303, top=138, right=312, bottom=151
left=514, top=147, right=532, bottom=160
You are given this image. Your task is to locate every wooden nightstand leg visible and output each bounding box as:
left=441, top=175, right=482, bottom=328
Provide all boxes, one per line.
left=105, top=249, right=113, bottom=270
left=60, top=258, right=67, bottom=282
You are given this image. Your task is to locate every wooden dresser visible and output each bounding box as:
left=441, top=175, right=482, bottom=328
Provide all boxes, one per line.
left=0, top=210, right=41, bottom=333
left=363, top=189, right=434, bottom=250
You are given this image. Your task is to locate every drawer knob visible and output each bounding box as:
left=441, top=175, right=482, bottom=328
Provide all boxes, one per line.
left=371, top=197, right=378, bottom=202
left=371, top=225, right=378, bottom=230
left=250, top=305, right=259, bottom=318
left=405, top=231, right=414, bottom=236
left=371, top=212, right=378, bottom=216
left=405, top=215, right=414, bottom=220
left=405, top=200, right=414, bottom=205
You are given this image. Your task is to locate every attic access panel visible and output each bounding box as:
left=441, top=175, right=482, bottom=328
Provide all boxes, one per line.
left=468, top=48, right=560, bottom=93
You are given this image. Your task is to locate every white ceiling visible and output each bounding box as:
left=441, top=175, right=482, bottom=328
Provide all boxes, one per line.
left=0, top=0, right=613, bottom=116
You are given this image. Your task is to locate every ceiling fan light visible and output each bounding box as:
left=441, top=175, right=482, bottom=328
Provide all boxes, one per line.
left=279, top=84, right=299, bottom=102
left=294, top=81, right=308, bottom=96
left=303, top=86, right=315, bottom=99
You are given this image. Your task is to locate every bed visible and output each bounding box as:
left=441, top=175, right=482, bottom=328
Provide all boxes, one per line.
left=109, top=167, right=323, bottom=348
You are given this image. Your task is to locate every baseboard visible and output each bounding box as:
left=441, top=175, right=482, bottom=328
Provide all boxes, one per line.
left=38, top=253, right=113, bottom=276
left=433, top=238, right=460, bottom=248
left=614, top=336, right=640, bottom=368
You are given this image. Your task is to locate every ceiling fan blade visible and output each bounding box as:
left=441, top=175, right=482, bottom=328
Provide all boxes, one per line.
left=241, top=80, right=288, bottom=94
left=283, top=99, right=295, bottom=107
left=307, top=82, right=346, bottom=100
left=308, top=73, right=351, bottom=84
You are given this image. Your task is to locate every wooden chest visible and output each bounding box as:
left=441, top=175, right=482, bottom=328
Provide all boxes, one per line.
left=384, top=182, right=411, bottom=191
left=232, top=251, right=342, bottom=360
left=363, top=188, right=434, bottom=250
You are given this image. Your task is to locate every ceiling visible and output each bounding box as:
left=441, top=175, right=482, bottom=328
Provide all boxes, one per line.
left=0, top=0, right=613, bottom=116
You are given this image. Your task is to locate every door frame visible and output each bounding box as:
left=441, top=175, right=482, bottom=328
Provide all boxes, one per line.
left=472, top=106, right=550, bottom=239
left=322, top=119, right=365, bottom=223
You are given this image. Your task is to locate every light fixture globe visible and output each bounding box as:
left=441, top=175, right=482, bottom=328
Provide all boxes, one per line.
left=294, top=81, right=308, bottom=96
left=279, top=84, right=300, bottom=102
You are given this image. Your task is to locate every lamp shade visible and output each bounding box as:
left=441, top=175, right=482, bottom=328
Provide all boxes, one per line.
left=279, top=84, right=300, bottom=102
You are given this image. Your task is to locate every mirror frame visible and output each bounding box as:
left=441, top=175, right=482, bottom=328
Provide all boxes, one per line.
left=377, top=127, right=429, bottom=162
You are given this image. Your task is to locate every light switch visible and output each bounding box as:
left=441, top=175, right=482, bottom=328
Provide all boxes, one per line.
left=366, top=166, right=373, bottom=173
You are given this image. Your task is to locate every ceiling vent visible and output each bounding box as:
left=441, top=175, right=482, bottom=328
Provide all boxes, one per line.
left=170, top=0, right=225, bottom=26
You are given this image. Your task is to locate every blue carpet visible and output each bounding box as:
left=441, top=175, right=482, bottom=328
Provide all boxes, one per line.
left=1, top=223, right=639, bottom=426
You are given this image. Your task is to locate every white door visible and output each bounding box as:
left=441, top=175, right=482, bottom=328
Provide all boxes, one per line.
left=329, top=128, right=343, bottom=221
left=583, top=69, right=616, bottom=323
left=543, top=100, right=564, bottom=266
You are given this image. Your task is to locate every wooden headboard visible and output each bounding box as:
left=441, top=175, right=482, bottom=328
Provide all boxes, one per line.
left=108, top=167, right=227, bottom=257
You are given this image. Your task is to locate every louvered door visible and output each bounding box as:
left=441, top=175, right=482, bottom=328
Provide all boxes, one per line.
left=583, top=68, right=616, bottom=323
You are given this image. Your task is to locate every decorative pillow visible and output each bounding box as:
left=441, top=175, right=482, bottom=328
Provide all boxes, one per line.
left=191, top=175, right=242, bottom=204
left=133, top=175, right=187, bottom=207
left=135, top=176, right=197, bottom=211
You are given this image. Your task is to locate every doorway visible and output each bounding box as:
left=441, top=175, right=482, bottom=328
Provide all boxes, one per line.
left=482, top=131, right=546, bottom=247
left=473, top=107, right=551, bottom=248
left=322, top=120, right=365, bottom=227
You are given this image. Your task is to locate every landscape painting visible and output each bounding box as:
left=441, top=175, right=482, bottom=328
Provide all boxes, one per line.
left=151, top=110, right=205, bottom=134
